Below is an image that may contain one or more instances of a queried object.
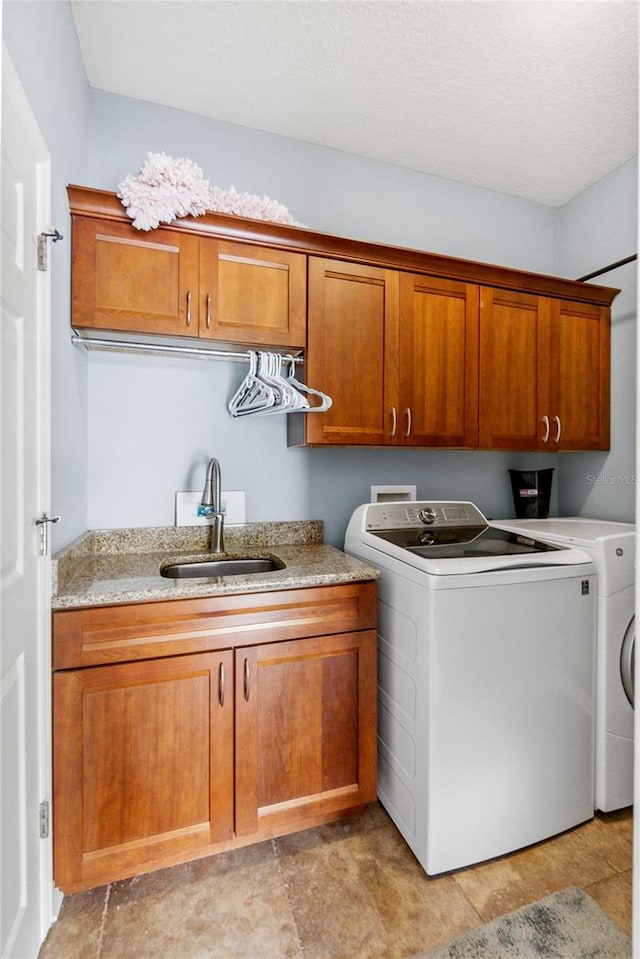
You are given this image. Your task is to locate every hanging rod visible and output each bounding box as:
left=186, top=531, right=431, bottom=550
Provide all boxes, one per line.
left=577, top=253, right=637, bottom=282
left=71, top=334, right=303, bottom=365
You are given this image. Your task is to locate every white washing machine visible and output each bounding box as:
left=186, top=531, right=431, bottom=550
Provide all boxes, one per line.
left=495, top=516, right=635, bottom=812
left=345, top=501, right=597, bottom=875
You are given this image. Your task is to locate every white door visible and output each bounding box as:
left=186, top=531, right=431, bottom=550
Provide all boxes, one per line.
left=1, top=48, right=54, bottom=958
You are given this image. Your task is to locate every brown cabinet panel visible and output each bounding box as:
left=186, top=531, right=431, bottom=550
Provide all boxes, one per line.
left=479, top=290, right=610, bottom=451
left=53, top=582, right=377, bottom=669
left=52, top=583, right=378, bottom=891
left=53, top=651, right=234, bottom=892
left=547, top=300, right=610, bottom=450
left=303, top=257, right=399, bottom=445
left=299, top=255, right=611, bottom=453
left=72, top=219, right=306, bottom=350
left=199, top=240, right=306, bottom=346
left=235, top=631, right=377, bottom=839
left=69, top=187, right=615, bottom=453
left=479, top=289, right=548, bottom=450
left=71, top=217, right=199, bottom=336
left=299, top=263, right=480, bottom=448
left=399, top=274, right=479, bottom=446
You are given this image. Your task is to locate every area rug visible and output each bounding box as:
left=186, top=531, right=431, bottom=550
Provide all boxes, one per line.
left=410, top=886, right=631, bottom=958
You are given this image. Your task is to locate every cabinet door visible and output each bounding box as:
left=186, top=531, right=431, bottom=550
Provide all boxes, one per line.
left=235, top=630, right=377, bottom=839
left=479, top=289, right=550, bottom=450
left=199, top=239, right=306, bottom=346
left=53, top=651, right=234, bottom=892
left=303, top=257, right=399, bottom=445
left=547, top=299, right=610, bottom=450
left=71, top=217, right=200, bottom=336
left=399, top=274, right=479, bottom=446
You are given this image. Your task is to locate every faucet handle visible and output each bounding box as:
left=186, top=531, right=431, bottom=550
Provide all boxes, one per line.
left=198, top=504, right=220, bottom=518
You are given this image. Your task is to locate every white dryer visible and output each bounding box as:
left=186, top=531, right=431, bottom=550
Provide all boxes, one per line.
left=495, top=517, right=635, bottom=811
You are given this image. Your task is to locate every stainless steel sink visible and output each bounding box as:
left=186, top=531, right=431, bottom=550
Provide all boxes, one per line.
left=160, top=557, right=285, bottom=578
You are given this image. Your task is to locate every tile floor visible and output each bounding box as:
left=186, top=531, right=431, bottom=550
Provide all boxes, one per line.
left=38, top=802, right=632, bottom=959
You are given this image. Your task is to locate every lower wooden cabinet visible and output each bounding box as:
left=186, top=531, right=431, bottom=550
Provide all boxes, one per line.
left=53, top=651, right=235, bottom=892
left=52, top=584, right=377, bottom=892
left=235, top=632, right=376, bottom=840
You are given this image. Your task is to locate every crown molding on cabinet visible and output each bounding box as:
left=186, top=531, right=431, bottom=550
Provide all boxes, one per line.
left=67, top=185, right=619, bottom=308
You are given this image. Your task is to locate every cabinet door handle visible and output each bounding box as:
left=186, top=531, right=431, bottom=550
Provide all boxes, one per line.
left=218, top=662, right=225, bottom=707
left=185, top=290, right=192, bottom=327
left=390, top=407, right=397, bottom=438
left=206, top=293, right=211, bottom=330
left=243, top=658, right=250, bottom=702
left=541, top=415, right=550, bottom=444
left=553, top=416, right=562, bottom=444
left=404, top=408, right=412, bottom=439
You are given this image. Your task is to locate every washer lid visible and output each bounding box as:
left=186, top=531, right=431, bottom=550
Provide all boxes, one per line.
left=354, top=502, right=594, bottom=575
left=370, top=524, right=565, bottom=558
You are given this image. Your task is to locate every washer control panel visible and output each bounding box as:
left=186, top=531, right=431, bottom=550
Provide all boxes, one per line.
left=365, top=501, right=487, bottom=531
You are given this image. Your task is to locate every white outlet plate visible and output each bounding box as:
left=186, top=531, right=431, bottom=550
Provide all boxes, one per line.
left=175, top=490, right=246, bottom=526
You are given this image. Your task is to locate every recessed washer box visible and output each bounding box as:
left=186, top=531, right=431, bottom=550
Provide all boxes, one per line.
left=175, top=491, right=246, bottom=526
left=370, top=485, right=417, bottom=504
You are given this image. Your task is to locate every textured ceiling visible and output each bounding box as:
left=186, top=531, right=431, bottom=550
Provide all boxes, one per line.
left=71, top=0, right=638, bottom=206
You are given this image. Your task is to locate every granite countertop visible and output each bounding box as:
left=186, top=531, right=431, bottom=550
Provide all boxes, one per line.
left=52, top=521, right=380, bottom=610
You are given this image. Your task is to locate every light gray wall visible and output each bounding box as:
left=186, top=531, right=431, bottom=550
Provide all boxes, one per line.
left=557, top=158, right=637, bottom=522
left=88, top=90, right=559, bottom=273
left=87, top=345, right=561, bottom=545
left=2, top=0, right=90, bottom=550
left=88, top=91, right=558, bottom=544
left=3, top=2, right=635, bottom=547
left=86, top=109, right=636, bottom=541
left=86, top=91, right=564, bottom=545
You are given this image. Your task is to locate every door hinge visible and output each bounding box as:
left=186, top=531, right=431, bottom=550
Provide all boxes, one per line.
left=39, top=800, right=49, bottom=839
left=37, top=228, right=63, bottom=271
left=35, top=513, right=61, bottom=556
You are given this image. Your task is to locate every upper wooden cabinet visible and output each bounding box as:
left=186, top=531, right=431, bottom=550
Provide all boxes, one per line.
left=295, top=259, right=479, bottom=447
left=70, top=206, right=305, bottom=348
left=298, top=264, right=612, bottom=451
left=198, top=239, right=305, bottom=347
left=71, top=217, right=200, bottom=337
left=398, top=273, right=479, bottom=447
left=479, top=290, right=610, bottom=451
left=301, top=258, right=396, bottom=446
left=68, top=185, right=618, bottom=451
left=479, top=289, right=547, bottom=450
left=547, top=299, right=610, bottom=451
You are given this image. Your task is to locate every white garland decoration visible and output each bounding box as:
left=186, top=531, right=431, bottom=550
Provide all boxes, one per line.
left=118, top=152, right=302, bottom=230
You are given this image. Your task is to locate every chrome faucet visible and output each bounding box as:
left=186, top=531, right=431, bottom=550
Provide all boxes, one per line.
left=198, top=457, right=225, bottom=554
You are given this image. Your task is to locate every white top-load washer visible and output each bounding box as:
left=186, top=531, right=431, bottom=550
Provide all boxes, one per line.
left=345, top=501, right=597, bottom=876
left=494, top=516, right=635, bottom=812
